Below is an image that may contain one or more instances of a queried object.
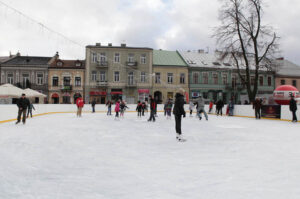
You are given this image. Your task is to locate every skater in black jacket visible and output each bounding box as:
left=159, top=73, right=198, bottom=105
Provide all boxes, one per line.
left=136, top=101, right=143, bottom=117
left=148, top=95, right=156, bottom=122
left=216, top=99, right=224, bottom=116
left=289, top=95, right=298, bottom=122
left=16, top=93, right=30, bottom=124
left=173, top=89, right=186, bottom=141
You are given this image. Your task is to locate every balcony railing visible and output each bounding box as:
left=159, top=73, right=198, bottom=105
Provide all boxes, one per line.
left=126, top=61, right=138, bottom=68
left=96, top=81, right=108, bottom=87
left=97, top=61, right=108, bottom=67
left=61, top=85, right=73, bottom=91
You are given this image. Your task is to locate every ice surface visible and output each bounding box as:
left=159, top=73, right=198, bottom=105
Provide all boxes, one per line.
left=0, top=112, right=300, bottom=199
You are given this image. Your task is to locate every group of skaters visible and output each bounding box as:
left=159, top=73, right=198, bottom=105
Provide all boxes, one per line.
left=15, top=93, right=35, bottom=125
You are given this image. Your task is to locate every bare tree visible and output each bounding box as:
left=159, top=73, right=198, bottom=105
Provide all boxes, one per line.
left=213, top=0, right=279, bottom=102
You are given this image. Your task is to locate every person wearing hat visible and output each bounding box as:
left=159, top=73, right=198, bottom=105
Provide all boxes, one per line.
left=173, top=88, right=186, bottom=141
left=289, top=94, right=297, bottom=122
left=16, top=93, right=30, bottom=124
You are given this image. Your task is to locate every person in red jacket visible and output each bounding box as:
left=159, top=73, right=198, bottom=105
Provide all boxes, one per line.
left=76, top=97, right=84, bottom=117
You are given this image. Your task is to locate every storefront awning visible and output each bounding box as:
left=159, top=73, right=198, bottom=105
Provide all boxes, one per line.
left=138, top=89, right=149, bottom=94
left=51, top=93, right=59, bottom=98
left=111, top=92, right=123, bottom=95
left=90, top=91, right=107, bottom=96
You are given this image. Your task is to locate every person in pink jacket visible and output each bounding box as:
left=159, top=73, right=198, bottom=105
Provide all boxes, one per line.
left=115, top=100, right=120, bottom=118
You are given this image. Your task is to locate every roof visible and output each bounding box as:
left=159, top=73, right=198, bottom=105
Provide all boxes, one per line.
left=49, top=59, right=85, bottom=69
left=0, top=56, right=11, bottom=63
left=86, top=45, right=152, bottom=50
left=2, top=56, right=52, bottom=66
left=153, top=50, right=187, bottom=66
left=275, top=59, right=300, bottom=77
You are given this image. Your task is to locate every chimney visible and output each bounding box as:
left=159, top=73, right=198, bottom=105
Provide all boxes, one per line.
left=121, top=43, right=126, bottom=47
left=108, top=43, right=112, bottom=47
left=96, top=43, right=101, bottom=47
left=55, top=52, right=59, bottom=60
left=198, top=49, right=205, bottom=53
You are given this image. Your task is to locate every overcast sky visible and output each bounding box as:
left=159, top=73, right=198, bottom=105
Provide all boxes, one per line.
left=0, top=0, right=299, bottom=64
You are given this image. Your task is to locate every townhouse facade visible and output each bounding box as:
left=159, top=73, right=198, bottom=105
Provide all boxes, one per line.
left=179, top=51, right=275, bottom=104
left=0, top=55, right=52, bottom=103
left=85, top=43, right=153, bottom=104
left=48, top=53, right=85, bottom=104
left=274, top=58, right=300, bottom=91
left=152, top=50, right=189, bottom=104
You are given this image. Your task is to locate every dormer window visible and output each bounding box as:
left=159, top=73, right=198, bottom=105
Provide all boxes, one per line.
left=57, top=61, right=63, bottom=67
left=75, top=62, right=81, bottom=67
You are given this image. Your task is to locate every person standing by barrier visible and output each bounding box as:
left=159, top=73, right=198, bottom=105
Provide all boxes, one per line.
left=208, top=101, right=213, bottom=113
left=228, top=100, right=234, bottom=116
left=91, top=99, right=96, bottom=113
left=173, top=89, right=186, bottom=142
left=148, top=95, right=156, bottom=122
left=106, top=100, right=113, bottom=116
left=289, top=95, right=298, bottom=122
left=27, top=101, right=35, bottom=118
left=253, top=97, right=262, bottom=119
left=16, top=93, right=30, bottom=124
left=136, top=101, right=143, bottom=117
left=76, top=97, right=84, bottom=117
left=216, top=99, right=224, bottom=116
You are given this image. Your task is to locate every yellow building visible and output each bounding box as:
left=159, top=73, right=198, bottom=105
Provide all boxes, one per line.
left=152, top=50, right=189, bottom=103
left=48, top=54, right=85, bottom=104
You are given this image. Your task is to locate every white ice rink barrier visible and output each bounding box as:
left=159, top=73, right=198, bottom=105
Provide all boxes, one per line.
left=0, top=104, right=299, bottom=122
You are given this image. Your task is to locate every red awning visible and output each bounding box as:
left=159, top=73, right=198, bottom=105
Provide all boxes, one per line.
left=138, top=89, right=149, bottom=94
left=111, top=92, right=123, bottom=95
left=90, top=91, right=107, bottom=96
left=52, top=93, right=59, bottom=98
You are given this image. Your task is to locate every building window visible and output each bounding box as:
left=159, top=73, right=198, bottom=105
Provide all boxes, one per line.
left=167, top=73, right=173, bottom=84
left=114, top=71, right=120, bottom=82
left=128, top=53, right=134, bottom=62
left=259, top=76, right=264, bottom=86
left=52, top=77, right=58, bottom=87
left=100, top=53, right=106, bottom=62
left=213, top=73, right=218, bottom=84
left=232, top=74, right=237, bottom=87
left=75, top=77, right=81, bottom=87
left=222, top=74, right=228, bottom=85
left=37, top=73, right=43, bottom=85
left=63, top=77, right=71, bottom=86
left=193, top=72, right=199, bottom=84
left=141, top=72, right=146, bottom=83
left=180, top=73, right=185, bottom=84
left=128, top=72, right=134, bottom=85
left=141, top=54, right=146, bottom=64
left=202, top=72, right=208, bottom=84
left=241, top=75, right=246, bottom=84
left=75, top=62, right=81, bottom=67
left=114, top=53, right=120, bottom=63
left=92, top=53, right=97, bottom=63
left=250, top=76, right=255, bottom=85
left=100, top=71, right=106, bottom=82
left=91, top=71, right=97, bottom=81
left=155, top=73, right=161, bottom=84
left=292, top=80, right=297, bottom=87
left=268, top=76, right=272, bottom=86
left=7, top=73, right=13, bottom=84
left=280, top=79, right=285, bottom=85
left=56, top=61, right=63, bottom=67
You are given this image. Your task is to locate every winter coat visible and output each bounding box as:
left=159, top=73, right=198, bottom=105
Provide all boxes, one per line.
left=173, top=93, right=186, bottom=116
left=115, top=102, right=120, bottom=112
left=106, top=101, right=112, bottom=108
left=196, top=97, right=205, bottom=110
left=28, top=103, right=35, bottom=110
left=76, top=98, right=84, bottom=108
left=165, top=101, right=173, bottom=111
left=253, top=99, right=262, bottom=110
left=229, top=101, right=234, bottom=109
left=91, top=100, right=96, bottom=107
left=136, top=103, right=142, bottom=112
left=150, top=98, right=156, bottom=111
left=120, top=103, right=128, bottom=110
left=290, top=98, right=297, bottom=112
left=17, top=97, right=30, bottom=110
left=209, top=102, right=213, bottom=109
left=216, top=100, right=224, bottom=109
left=189, top=101, right=194, bottom=110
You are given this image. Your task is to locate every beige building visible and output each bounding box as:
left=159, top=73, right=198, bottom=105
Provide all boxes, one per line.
left=275, top=58, right=300, bottom=90
left=85, top=43, right=153, bottom=104
left=48, top=53, right=85, bottom=104
left=153, top=50, right=189, bottom=103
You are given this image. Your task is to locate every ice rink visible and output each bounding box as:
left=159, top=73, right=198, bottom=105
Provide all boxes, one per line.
left=0, top=112, right=300, bottom=199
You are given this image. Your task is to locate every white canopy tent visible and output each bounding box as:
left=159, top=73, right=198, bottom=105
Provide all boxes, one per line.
left=24, top=88, right=46, bottom=98
left=0, top=84, right=24, bottom=98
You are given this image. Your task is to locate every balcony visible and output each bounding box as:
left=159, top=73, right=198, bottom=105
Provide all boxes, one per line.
left=61, top=85, right=73, bottom=91
left=126, top=61, right=138, bottom=69
left=96, top=81, right=108, bottom=87
left=96, top=61, right=108, bottom=68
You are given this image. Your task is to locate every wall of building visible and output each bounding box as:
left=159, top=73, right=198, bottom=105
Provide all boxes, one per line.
left=275, top=77, right=300, bottom=90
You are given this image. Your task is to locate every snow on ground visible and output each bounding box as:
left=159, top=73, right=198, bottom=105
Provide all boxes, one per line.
left=0, top=112, right=300, bottom=199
